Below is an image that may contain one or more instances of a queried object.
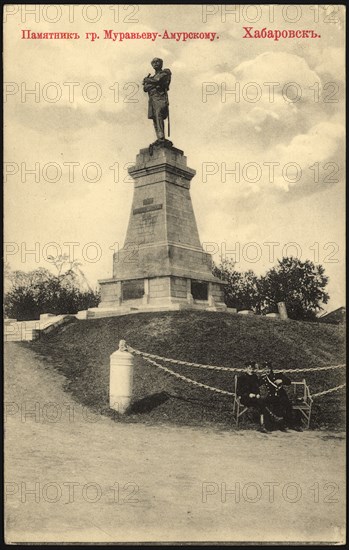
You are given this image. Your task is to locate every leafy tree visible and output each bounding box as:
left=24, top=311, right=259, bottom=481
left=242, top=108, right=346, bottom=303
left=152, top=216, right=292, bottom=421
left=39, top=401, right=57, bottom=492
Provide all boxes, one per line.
left=47, top=254, right=93, bottom=292
left=213, top=259, right=263, bottom=313
left=260, top=256, right=329, bottom=320
left=213, top=256, right=330, bottom=321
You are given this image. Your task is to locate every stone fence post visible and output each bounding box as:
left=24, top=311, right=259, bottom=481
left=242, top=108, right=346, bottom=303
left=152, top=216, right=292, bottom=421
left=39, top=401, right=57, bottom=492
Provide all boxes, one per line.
left=110, top=340, right=134, bottom=413
left=277, top=301, right=288, bottom=320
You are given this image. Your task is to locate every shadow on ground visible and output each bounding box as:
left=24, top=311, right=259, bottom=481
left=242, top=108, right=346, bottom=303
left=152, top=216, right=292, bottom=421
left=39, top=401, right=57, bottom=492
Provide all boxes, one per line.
left=128, top=391, right=170, bottom=414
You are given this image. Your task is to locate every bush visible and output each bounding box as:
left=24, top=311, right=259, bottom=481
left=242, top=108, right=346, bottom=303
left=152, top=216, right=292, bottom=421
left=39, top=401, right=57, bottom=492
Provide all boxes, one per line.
left=4, top=268, right=100, bottom=321
left=213, top=261, right=263, bottom=312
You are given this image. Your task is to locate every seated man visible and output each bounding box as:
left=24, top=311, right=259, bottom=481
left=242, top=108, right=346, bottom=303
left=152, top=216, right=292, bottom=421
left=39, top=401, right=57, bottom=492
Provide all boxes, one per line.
left=237, top=361, right=269, bottom=433
left=260, top=361, right=302, bottom=431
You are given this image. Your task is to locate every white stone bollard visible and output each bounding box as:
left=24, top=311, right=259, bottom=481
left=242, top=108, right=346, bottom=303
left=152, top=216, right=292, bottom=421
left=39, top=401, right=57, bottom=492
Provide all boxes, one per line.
left=110, top=340, right=134, bottom=413
left=277, top=301, right=288, bottom=320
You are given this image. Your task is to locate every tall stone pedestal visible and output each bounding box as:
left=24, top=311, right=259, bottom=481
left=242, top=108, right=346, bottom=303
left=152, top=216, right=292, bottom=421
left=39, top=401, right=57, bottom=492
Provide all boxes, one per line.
left=97, top=144, right=226, bottom=314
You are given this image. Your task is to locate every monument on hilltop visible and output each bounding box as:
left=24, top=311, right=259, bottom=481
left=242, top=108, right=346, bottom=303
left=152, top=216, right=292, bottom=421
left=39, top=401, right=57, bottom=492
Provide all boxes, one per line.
left=96, top=58, right=227, bottom=314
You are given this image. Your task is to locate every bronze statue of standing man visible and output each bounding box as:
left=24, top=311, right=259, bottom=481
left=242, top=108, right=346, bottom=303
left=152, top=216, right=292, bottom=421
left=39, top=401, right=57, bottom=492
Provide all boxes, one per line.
left=143, top=58, right=172, bottom=145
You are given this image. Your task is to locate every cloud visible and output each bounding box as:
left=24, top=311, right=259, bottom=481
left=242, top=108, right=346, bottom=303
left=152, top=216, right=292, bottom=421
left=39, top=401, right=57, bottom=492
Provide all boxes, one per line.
left=234, top=52, right=320, bottom=93
left=272, top=121, right=345, bottom=193
left=194, top=52, right=329, bottom=155
left=315, top=47, right=345, bottom=80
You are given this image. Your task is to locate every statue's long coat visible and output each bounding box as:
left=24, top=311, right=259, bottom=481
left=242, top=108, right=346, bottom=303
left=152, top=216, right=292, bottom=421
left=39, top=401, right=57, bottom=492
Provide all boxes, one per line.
left=144, top=69, right=171, bottom=120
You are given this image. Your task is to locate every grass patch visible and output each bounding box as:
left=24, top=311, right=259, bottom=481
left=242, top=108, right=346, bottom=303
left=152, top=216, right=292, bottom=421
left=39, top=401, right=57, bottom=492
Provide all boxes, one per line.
left=23, top=311, right=346, bottom=430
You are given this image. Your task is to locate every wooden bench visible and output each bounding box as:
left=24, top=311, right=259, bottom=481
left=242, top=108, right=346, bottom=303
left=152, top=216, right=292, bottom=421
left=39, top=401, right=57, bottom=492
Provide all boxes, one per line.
left=232, top=375, right=313, bottom=428
left=290, top=379, right=313, bottom=429
left=232, top=375, right=249, bottom=426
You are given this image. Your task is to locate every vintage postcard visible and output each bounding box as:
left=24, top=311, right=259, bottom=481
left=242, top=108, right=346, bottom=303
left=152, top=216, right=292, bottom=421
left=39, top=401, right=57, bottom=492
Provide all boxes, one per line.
left=4, top=4, right=346, bottom=544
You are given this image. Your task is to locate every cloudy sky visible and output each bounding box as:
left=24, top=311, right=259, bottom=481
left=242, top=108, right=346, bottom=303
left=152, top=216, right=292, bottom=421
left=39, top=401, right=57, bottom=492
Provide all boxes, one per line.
left=4, top=5, right=345, bottom=312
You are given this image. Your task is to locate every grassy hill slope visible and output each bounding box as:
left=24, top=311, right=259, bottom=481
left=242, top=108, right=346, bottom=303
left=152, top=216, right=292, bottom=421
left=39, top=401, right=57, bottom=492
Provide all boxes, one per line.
left=23, top=311, right=346, bottom=430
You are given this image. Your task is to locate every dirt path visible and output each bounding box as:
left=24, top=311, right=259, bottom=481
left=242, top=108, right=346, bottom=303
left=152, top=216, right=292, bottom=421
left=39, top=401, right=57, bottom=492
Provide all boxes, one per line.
left=4, top=343, right=345, bottom=543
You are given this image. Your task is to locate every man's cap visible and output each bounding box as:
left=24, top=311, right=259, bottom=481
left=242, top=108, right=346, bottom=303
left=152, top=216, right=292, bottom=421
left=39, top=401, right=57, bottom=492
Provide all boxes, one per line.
left=261, top=360, right=273, bottom=368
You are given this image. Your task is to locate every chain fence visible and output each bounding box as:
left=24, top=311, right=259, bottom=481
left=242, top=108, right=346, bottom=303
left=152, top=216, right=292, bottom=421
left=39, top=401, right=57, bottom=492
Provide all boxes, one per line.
left=128, top=345, right=345, bottom=400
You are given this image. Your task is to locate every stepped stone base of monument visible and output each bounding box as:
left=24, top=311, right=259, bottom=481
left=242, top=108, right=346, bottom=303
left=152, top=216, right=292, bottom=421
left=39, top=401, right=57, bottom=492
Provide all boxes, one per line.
left=98, top=274, right=226, bottom=315
left=81, top=302, right=226, bottom=320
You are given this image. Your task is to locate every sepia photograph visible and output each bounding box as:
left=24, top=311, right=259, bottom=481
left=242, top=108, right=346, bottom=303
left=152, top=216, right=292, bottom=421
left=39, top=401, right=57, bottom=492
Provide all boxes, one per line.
left=4, top=3, right=346, bottom=544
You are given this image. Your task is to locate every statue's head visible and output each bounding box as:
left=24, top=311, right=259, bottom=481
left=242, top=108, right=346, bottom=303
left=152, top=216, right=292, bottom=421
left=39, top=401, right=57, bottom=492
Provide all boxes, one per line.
left=151, top=57, right=163, bottom=70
